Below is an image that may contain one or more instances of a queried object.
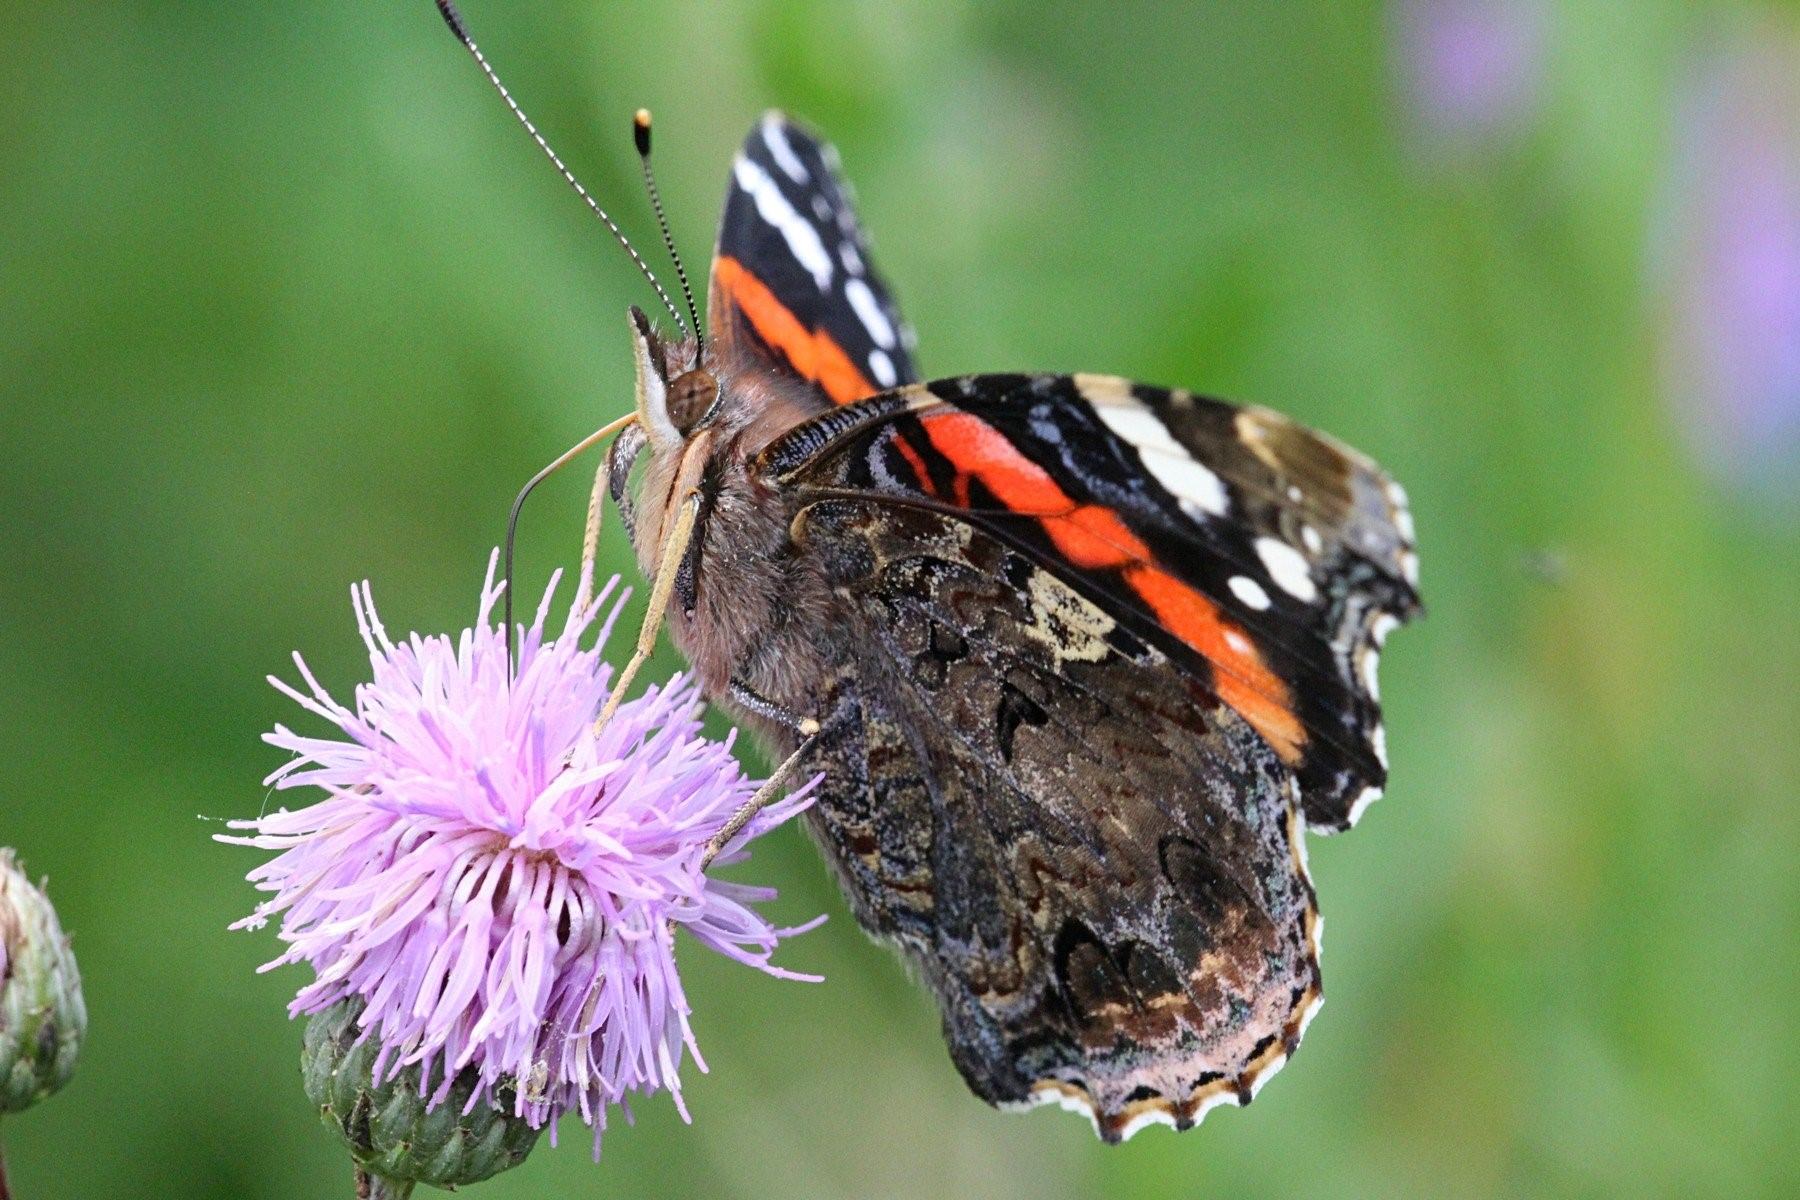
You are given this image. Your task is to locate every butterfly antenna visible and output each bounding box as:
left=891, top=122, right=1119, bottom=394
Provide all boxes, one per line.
left=434, top=0, right=689, bottom=338
left=634, top=109, right=704, bottom=357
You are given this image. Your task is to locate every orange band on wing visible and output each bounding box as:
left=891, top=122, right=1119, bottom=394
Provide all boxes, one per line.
left=713, top=256, right=877, bottom=404
left=920, top=409, right=1306, bottom=764
left=920, top=413, right=1150, bottom=566
left=1124, top=566, right=1305, bottom=763
left=891, top=431, right=937, bottom=495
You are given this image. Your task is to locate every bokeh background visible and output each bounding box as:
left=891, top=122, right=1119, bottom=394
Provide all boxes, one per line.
left=3, top=1, right=1796, bottom=1197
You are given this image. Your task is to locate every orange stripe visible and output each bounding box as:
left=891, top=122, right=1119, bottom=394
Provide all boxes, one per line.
left=713, top=256, right=876, bottom=404
left=919, top=412, right=1307, bottom=763
left=921, top=412, right=1151, bottom=566
left=1124, top=565, right=1305, bottom=764
left=891, top=432, right=936, bottom=495
left=1048, top=505, right=1151, bottom=571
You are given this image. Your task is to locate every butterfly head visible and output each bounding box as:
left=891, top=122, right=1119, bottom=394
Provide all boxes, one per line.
left=629, top=305, right=719, bottom=450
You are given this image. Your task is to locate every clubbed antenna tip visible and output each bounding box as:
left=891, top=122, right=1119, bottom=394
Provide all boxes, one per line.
left=634, top=108, right=653, bottom=158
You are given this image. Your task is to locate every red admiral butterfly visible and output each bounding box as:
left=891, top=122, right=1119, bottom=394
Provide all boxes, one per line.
left=438, top=2, right=1419, bottom=1142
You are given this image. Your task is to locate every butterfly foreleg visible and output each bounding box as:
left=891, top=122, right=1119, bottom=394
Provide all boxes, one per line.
left=702, top=685, right=858, bottom=869
left=595, top=485, right=700, bottom=733
left=575, top=456, right=612, bottom=614
left=726, top=676, right=822, bottom=738
left=594, top=424, right=715, bottom=731
left=701, top=714, right=828, bottom=868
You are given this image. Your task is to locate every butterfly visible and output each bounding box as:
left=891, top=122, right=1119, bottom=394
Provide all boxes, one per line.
left=438, top=2, right=1419, bottom=1143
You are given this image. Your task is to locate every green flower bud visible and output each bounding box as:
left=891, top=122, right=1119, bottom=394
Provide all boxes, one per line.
left=0, top=849, right=86, bottom=1114
left=302, top=999, right=540, bottom=1195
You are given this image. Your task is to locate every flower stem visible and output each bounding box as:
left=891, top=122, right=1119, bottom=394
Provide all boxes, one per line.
left=353, top=1167, right=414, bottom=1199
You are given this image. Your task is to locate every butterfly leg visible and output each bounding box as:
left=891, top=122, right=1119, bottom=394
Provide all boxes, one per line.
left=702, top=692, right=851, bottom=868
left=727, top=677, right=822, bottom=739
left=594, top=487, right=700, bottom=733
left=574, top=456, right=610, bottom=613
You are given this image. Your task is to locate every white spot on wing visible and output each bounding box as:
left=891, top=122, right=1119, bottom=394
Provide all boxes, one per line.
left=1387, top=479, right=1415, bottom=541
left=1370, top=613, right=1400, bottom=646
left=839, top=239, right=864, bottom=275
left=1147, top=455, right=1226, bottom=518
left=1091, top=402, right=1167, bottom=444
left=1090, top=400, right=1230, bottom=517
left=1255, top=537, right=1318, bottom=602
left=844, top=277, right=897, bottom=347
left=760, top=115, right=810, bottom=183
left=1229, top=575, right=1272, bottom=611
left=1301, top=525, right=1323, bottom=554
left=1372, top=723, right=1388, bottom=769
left=1358, top=646, right=1382, bottom=699
left=732, top=154, right=833, bottom=290
left=1346, top=784, right=1382, bottom=827
left=868, top=348, right=897, bottom=387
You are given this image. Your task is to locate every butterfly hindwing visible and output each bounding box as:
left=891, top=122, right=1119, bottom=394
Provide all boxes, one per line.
left=762, top=374, right=1421, bottom=832
left=790, top=499, right=1322, bottom=1141
left=708, top=112, right=918, bottom=405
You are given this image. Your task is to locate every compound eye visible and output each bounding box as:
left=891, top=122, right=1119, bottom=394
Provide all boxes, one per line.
left=665, top=368, right=719, bottom=434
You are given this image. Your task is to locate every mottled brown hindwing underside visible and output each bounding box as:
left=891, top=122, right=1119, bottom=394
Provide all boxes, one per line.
left=788, top=500, right=1324, bottom=1141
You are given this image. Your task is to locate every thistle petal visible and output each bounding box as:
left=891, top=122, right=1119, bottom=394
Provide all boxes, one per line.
left=222, top=554, right=820, bottom=1153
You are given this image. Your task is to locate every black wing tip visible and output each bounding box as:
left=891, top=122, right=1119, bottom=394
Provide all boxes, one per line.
left=751, top=108, right=833, bottom=155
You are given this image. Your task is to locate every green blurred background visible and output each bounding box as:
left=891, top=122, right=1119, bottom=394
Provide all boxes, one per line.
left=3, top=1, right=1796, bottom=1196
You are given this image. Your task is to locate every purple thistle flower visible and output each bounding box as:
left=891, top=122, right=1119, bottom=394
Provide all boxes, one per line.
left=221, top=553, right=822, bottom=1151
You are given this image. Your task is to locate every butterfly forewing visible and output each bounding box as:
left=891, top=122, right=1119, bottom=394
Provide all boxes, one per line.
left=761, top=373, right=1420, bottom=832
left=708, top=112, right=918, bottom=405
